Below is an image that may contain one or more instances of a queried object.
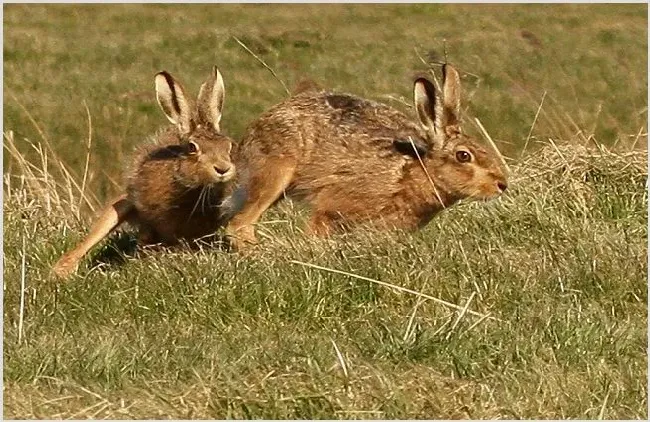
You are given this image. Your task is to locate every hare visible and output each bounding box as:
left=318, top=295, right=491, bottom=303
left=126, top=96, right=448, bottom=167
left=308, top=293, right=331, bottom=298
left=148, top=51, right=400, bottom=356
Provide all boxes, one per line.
left=226, top=64, right=508, bottom=249
left=52, top=66, right=238, bottom=278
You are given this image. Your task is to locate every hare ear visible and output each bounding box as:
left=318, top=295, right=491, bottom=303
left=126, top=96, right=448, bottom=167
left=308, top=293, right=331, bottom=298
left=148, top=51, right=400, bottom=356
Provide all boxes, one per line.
left=413, top=77, right=444, bottom=149
left=155, top=71, right=193, bottom=136
left=197, top=66, right=225, bottom=133
left=442, top=64, right=461, bottom=128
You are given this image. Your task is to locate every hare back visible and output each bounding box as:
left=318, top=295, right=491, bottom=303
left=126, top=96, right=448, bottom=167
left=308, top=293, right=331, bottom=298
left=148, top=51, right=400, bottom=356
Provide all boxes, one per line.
left=126, top=128, right=184, bottom=179
left=238, top=91, right=429, bottom=199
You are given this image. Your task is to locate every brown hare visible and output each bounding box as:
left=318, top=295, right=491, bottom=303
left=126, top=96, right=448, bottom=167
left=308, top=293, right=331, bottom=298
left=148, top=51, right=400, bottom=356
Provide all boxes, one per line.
left=52, top=66, right=238, bottom=278
left=226, top=64, right=508, bottom=250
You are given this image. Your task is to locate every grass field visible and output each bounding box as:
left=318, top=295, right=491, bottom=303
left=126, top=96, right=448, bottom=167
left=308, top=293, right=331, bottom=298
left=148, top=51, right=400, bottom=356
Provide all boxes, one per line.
left=3, top=3, right=648, bottom=419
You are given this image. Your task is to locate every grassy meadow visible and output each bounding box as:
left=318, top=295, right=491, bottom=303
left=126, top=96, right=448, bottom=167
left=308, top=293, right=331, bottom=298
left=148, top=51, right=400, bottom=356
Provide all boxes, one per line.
left=3, top=3, right=648, bottom=419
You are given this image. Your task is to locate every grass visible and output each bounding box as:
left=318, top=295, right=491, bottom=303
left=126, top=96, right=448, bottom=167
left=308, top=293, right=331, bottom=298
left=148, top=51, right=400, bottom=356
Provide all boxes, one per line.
left=3, top=140, right=647, bottom=419
left=2, top=3, right=648, bottom=420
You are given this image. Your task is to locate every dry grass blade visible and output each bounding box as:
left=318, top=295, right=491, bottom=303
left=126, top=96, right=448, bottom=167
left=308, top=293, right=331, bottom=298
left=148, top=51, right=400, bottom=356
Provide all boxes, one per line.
left=6, top=93, right=99, bottom=215
left=330, top=338, right=349, bottom=383
left=233, top=36, right=291, bottom=97
left=445, top=292, right=476, bottom=340
left=522, top=90, right=547, bottom=156
left=4, top=132, right=99, bottom=218
left=458, top=241, right=481, bottom=298
left=457, top=313, right=491, bottom=340
left=630, top=125, right=646, bottom=151
left=587, top=102, right=604, bottom=145
left=546, top=138, right=569, bottom=167
left=475, top=118, right=510, bottom=173
left=380, top=94, right=413, bottom=108
left=597, top=389, right=610, bottom=420
left=18, top=236, right=27, bottom=345
left=8, top=90, right=51, bottom=146
left=4, top=132, right=41, bottom=200
left=408, top=136, right=445, bottom=208
left=36, top=136, right=52, bottom=212
left=403, top=297, right=425, bottom=343
left=413, top=46, right=441, bottom=86
left=78, top=100, right=94, bottom=219
left=290, top=260, right=498, bottom=321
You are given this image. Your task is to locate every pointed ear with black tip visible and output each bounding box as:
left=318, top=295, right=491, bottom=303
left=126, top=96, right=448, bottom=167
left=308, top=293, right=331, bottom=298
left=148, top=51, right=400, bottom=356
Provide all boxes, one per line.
left=413, top=77, right=444, bottom=149
left=197, top=65, right=225, bottom=133
left=155, top=71, right=194, bottom=136
left=393, top=137, right=429, bottom=158
left=442, top=64, right=461, bottom=128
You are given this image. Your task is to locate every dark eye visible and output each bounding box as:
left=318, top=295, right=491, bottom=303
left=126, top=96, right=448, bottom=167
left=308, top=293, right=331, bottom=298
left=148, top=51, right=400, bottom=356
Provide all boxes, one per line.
left=187, top=141, right=199, bottom=154
left=456, top=150, right=472, bottom=163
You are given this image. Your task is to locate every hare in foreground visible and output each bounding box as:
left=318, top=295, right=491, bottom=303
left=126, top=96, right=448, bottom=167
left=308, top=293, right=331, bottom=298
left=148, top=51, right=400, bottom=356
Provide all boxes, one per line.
left=52, top=66, right=237, bottom=278
left=226, top=64, right=508, bottom=249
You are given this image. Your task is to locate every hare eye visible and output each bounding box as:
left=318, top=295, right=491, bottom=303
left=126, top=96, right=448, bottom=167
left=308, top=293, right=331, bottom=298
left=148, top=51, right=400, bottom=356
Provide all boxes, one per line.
left=187, top=142, right=199, bottom=154
left=456, top=150, right=472, bottom=163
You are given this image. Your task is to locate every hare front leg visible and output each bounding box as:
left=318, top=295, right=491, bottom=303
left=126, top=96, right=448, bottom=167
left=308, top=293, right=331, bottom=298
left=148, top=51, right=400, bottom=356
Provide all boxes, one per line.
left=51, top=194, right=136, bottom=278
left=226, top=158, right=296, bottom=251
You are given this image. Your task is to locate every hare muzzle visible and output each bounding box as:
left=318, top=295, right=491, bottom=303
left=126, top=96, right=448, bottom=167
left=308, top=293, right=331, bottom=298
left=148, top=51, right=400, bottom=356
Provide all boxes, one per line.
left=483, top=175, right=508, bottom=199
left=213, top=164, right=235, bottom=182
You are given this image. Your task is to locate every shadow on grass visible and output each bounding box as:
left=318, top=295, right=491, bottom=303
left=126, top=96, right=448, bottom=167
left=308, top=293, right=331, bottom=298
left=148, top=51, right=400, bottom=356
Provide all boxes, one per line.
left=88, top=230, right=139, bottom=270
left=87, top=230, right=232, bottom=272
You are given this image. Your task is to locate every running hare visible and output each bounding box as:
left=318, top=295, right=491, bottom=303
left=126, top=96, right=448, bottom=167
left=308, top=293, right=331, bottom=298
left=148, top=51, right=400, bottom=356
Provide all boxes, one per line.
left=226, top=64, right=507, bottom=249
left=52, top=66, right=237, bottom=278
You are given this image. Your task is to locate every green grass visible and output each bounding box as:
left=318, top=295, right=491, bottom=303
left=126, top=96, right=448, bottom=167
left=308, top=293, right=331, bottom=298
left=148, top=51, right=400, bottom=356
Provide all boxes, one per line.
left=3, top=3, right=648, bottom=419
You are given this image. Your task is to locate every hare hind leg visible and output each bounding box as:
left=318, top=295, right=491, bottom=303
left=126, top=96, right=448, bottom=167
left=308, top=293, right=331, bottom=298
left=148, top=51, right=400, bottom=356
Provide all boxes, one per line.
left=51, top=194, right=137, bottom=279
left=307, top=188, right=367, bottom=237
left=307, top=211, right=341, bottom=237
left=226, top=158, right=296, bottom=251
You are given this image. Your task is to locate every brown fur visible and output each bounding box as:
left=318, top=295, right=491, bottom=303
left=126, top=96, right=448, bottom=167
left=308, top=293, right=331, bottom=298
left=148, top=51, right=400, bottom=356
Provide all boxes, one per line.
left=125, top=126, right=236, bottom=244
left=52, top=66, right=237, bottom=278
left=227, top=64, right=508, bottom=249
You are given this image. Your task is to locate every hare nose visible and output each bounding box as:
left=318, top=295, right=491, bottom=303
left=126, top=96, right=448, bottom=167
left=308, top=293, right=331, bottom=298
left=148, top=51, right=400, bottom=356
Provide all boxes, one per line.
left=214, top=165, right=231, bottom=175
left=497, top=181, right=508, bottom=192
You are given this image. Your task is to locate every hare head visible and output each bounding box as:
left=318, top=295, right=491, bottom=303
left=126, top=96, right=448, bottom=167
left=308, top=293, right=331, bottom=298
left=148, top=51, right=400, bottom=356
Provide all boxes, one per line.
left=155, top=66, right=236, bottom=187
left=406, top=64, right=508, bottom=202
